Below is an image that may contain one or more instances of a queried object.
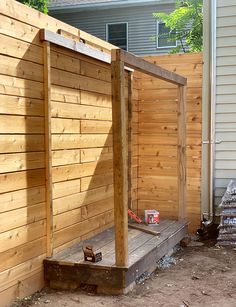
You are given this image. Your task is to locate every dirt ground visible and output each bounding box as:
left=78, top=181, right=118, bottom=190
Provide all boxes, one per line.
left=13, top=241, right=236, bottom=307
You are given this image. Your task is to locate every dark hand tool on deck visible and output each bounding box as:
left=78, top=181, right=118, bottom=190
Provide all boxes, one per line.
left=83, top=245, right=102, bottom=263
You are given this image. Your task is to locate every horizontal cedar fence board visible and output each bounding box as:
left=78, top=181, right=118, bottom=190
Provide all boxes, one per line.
left=51, top=134, right=113, bottom=150
left=0, top=54, right=43, bottom=82
left=0, top=74, right=44, bottom=99
left=52, top=149, right=81, bottom=167
left=0, top=135, right=45, bottom=153
left=0, top=169, right=45, bottom=194
left=80, top=147, right=112, bottom=162
left=53, top=210, right=114, bottom=248
left=0, top=95, right=44, bottom=117
left=52, top=160, right=113, bottom=183
left=0, top=115, right=44, bottom=134
left=0, top=203, right=46, bottom=233
left=0, top=219, right=46, bottom=254
left=51, top=100, right=112, bottom=120
left=53, top=185, right=114, bottom=215
left=135, top=53, right=202, bottom=232
left=0, top=33, right=43, bottom=64
left=0, top=254, right=45, bottom=293
left=53, top=179, right=81, bottom=199
left=0, top=152, right=45, bottom=173
left=81, top=120, right=112, bottom=134
left=137, top=78, right=202, bottom=89
left=0, top=237, right=46, bottom=273
left=81, top=173, right=114, bottom=191
left=0, top=186, right=45, bottom=214
left=0, top=270, right=44, bottom=307
left=51, top=118, right=81, bottom=134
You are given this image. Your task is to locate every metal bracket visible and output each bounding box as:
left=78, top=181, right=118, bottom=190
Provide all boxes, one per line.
left=202, top=139, right=222, bottom=144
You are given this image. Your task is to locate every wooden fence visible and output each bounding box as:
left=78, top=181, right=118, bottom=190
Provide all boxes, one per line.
left=0, top=1, right=201, bottom=305
left=136, top=54, right=202, bottom=232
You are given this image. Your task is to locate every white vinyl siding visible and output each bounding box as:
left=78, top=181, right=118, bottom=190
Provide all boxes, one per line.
left=50, top=3, right=176, bottom=55
left=214, top=0, right=236, bottom=209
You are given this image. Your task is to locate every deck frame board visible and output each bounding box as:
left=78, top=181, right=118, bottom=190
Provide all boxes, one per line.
left=44, top=219, right=188, bottom=293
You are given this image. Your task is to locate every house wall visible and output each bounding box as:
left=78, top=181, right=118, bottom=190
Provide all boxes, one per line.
left=50, top=3, right=176, bottom=56
left=214, top=0, right=236, bottom=209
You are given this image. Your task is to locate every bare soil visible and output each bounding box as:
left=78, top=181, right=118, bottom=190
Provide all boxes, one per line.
left=13, top=241, right=236, bottom=307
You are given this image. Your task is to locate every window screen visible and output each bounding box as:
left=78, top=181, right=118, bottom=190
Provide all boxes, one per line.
left=157, top=22, right=176, bottom=48
left=107, top=23, right=128, bottom=50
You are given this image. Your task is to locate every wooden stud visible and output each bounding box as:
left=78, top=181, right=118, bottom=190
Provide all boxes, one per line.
left=111, top=49, right=128, bottom=267
left=127, top=71, right=133, bottom=210
left=177, top=85, right=187, bottom=220
left=43, top=41, right=53, bottom=257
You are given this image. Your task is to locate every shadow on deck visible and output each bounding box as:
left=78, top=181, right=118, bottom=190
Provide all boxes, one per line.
left=44, top=219, right=188, bottom=294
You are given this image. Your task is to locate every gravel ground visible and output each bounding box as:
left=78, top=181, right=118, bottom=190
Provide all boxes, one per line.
left=12, top=241, right=236, bottom=307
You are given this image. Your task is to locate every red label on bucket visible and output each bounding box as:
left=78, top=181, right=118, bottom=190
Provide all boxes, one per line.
left=145, top=210, right=160, bottom=224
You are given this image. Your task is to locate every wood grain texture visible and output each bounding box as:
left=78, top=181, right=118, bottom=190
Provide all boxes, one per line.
left=43, top=41, right=53, bottom=257
left=0, top=1, right=119, bottom=305
left=177, top=85, right=187, bottom=220
left=111, top=50, right=128, bottom=267
left=136, top=53, right=202, bottom=232
left=0, top=2, right=202, bottom=304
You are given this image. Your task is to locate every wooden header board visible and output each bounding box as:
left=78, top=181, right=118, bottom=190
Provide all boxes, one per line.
left=111, top=49, right=187, bottom=267
left=112, top=49, right=187, bottom=86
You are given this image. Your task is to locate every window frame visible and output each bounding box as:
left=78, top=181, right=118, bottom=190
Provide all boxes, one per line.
left=106, top=22, right=128, bottom=51
left=156, top=21, right=177, bottom=49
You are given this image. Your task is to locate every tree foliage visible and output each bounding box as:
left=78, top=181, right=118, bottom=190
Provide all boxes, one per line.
left=17, top=0, right=49, bottom=14
left=153, top=0, right=203, bottom=53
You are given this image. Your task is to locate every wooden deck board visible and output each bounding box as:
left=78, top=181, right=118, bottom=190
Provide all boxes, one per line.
left=44, top=219, right=188, bottom=293
left=128, top=220, right=187, bottom=266
left=95, top=231, right=153, bottom=266
left=68, top=228, right=140, bottom=264
left=49, top=219, right=182, bottom=265
left=50, top=227, right=115, bottom=261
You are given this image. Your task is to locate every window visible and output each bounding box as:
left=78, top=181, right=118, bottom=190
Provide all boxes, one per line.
left=157, top=22, right=177, bottom=48
left=106, top=23, right=128, bottom=51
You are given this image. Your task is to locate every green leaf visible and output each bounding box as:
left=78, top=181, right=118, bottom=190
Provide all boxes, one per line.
left=153, top=0, right=203, bottom=53
left=17, top=0, right=49, bottom=14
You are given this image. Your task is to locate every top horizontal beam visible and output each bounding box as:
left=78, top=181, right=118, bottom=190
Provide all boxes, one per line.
left=40, top=29, right=133, bottom=72
left=40, top=29, right=186, bottom=85
left=112, top=49, right=187, bottom=86
left=40, top=29, right=111, bottom=64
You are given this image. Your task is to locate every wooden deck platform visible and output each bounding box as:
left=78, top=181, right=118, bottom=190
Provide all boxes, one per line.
left=44, top=220, right=188, bottom=294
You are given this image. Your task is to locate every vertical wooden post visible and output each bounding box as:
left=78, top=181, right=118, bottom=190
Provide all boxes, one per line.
left=111, top=49, right=128, bottom=267
left=43, top=41, right=53, bottom=257
left=177, top=85, right=187, bottom=220
left=127, top=71, right=133, bottom=210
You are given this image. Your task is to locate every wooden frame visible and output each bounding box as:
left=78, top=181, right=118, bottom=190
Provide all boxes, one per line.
left=111, top=49, right=187, bottom=267
left=40, top=29, right=187, bottom=267
left=43, top=41, right=53, bottom=257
